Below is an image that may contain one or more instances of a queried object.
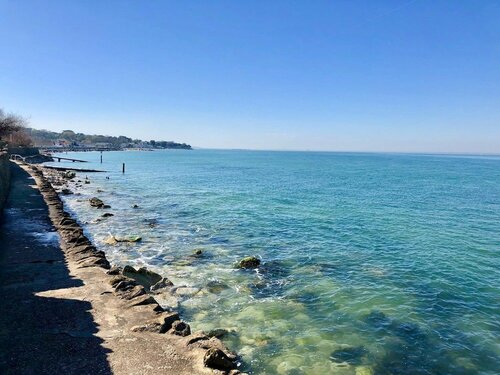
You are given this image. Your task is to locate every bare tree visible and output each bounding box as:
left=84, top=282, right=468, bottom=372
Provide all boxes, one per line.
left=0, top=108, right=30, bottom=145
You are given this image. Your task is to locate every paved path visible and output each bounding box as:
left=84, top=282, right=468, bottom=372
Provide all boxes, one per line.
left=0, top=163, right=112, bottom=374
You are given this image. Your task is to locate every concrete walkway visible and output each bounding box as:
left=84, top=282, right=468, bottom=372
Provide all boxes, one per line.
left=0, top=163, right=112, bottom=374
left=0, top=163, right=227, bottom=375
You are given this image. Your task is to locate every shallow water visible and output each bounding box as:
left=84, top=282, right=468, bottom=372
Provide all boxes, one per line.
left=49, top=150, right=500, bottom=374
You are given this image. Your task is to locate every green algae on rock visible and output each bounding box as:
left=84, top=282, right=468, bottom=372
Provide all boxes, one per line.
left=236, top=256, right=261, bottom=269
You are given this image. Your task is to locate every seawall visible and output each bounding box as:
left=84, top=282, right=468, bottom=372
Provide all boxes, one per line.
left=0, top=151, right=10, bottom=211
left=6, top=160, right=244, bottom=374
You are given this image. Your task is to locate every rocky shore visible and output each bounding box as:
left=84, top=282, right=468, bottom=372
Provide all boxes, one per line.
left=13, top=161, right=246, bottom=375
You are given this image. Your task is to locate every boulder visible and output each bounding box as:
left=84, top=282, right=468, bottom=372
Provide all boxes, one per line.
left=61, top=188, right=73, bottom=195
left=236, top=256, right=261, bottom=269
left=151, top=277, right=174, bottom=291
left=123, top=265, right=163, bottom=291
left=89, top=197, right=104, bottom=208
left=203, top=348, right=236, bottom=370
left=63, top=171, right=76, bottom=179
left=170, top=320, right=191, bottom=337
left=101, top=212, right=114, bottom=218
left=158, top=312, right=180, bottom=333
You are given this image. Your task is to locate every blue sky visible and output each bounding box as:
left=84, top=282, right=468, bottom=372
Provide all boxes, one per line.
left=0, top=1, right=499, bottom=152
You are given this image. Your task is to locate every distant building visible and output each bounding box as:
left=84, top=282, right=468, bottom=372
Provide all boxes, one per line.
left=54, top=139, right=70, bottom=147
left=93, top=142, right=112, bottom=149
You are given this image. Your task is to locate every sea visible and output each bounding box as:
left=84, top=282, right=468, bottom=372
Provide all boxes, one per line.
left=48, top=150, right=500, bottom=375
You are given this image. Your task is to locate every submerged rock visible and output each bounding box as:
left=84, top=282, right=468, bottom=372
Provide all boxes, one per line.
left=104, top=235, right=141, bottom=245
left=101, top=212, right=114, bottom=218
left=188, top=248, right=203, bottom=258
left=236, top=256, right=261, bottom=269
left=207, top=328, right=230, bottom=339
left=330, top=346, right=367, bottom=365
left=206, top=280, right=230, bottom=294
left=144, top=218, right=159, bottom=228
left=123, top=265, right=163, bottom=291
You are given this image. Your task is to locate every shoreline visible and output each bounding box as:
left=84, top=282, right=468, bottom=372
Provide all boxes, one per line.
left=14, top=160, right=246, bottom=375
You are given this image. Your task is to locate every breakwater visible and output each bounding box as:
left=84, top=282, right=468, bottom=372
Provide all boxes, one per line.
left=0, top=151, right=10, bottom=211
left=15, top=161, right=245, bottom=374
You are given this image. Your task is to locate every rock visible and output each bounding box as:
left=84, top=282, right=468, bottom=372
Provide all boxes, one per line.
left=132, top=204, right=139, bottom=208
left=170, top=320, right=191, bottom=337
left=158, top=312, right=180, bottom=333
left=236, top=256, right=261, bottom=269
left=206, top=280, right=230, bottom=294
left=123, top=265, right=163, bottom=291
left=207, top=328, right=229, bottom=339
left=203, top=348, right=236, bottom=370
left=109, top=275, right=132, bottom=288
left=63, top=171, right=76, bottom=179
left=126, top=295, right=160, bottom=309
left=104, top=235, right=117, bottom=245
left=89, top=197, right=104, bottom=208
left=144, top=218, right=159, bottom=228
left=120, top=285, right=147, bottom=300
left=130, top=314, right=178, bottom=334
left=106, top=266, right=122, bottom=275
left=173, top=286, right=201, bottom=297
left=77, top=256, right=110, bottom=269
left=329, top=346, right=367, bottom=365
left=172, top=259, right=193, bottom=267
left=114, top=279, right=138, bottom=292
left=61, top=188, right=73, bottom=195
left=101, top=212, right=114, bottom=218
left=151, top=277, right=174, bottom=291
left=84, top=180, right=90, bottom=184
left=101, top=204, right=111, bottom=209
left=189, top=249, right=203, bottom=257
left=186, top=333, right=210, bottom=346
left=105, top=235, right=141, bottom=245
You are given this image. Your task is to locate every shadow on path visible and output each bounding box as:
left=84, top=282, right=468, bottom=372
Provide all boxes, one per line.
left=0, top=163, right=112, bottom=374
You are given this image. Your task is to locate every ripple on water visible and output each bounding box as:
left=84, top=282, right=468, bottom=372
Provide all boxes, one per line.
left=52, top=151, right=500, bottom=374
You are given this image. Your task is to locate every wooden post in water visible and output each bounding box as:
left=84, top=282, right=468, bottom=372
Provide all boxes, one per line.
left=122, top=163, right=125, bottom=173
left=100, top=151, right=103, bottom=163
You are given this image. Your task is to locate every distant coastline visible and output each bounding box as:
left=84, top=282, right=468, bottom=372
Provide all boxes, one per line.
left=27, top=127, right=192, bottom=151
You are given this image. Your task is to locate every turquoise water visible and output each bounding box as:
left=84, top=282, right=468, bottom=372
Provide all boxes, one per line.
left=49, top=150, right=500, bottom=374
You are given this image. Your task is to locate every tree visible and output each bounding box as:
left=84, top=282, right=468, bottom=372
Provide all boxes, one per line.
left=10, top=129, right=33, bottom=146
left=0, top=108, right=33, bottom=147
left=0, top=108, right=27, bottom=139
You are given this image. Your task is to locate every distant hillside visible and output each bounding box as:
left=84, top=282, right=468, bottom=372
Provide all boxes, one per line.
left=27, top=128, right=192, bottom=150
